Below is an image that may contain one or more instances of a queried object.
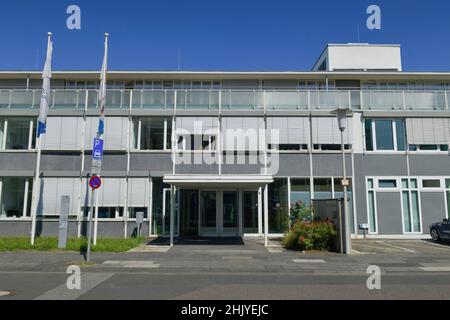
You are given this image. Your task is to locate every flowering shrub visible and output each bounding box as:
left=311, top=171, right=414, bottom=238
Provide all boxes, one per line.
left=283, top=220, right=337, bottom=251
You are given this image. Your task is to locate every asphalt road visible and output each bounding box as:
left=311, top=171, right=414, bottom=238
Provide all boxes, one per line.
left=1, top=239, right=450, bottom=300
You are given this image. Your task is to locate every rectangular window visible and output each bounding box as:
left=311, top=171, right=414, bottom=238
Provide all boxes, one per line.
left=368, top=191, right=377, bottom=233
left=375, top=120, right=394, bottom=150
left=395, top=119, right=406, bottom=151
left=365, top=119, right=406, bottom=151
left=313, top=178, right=332, bottom=200
left=133, top=118, right=172, bottom=151
left=446, top=179, right=450, bottom=219
left=129, top=207, right=148, bottom=219
left=5, top=118, right=34, bottom=150
left=0, top=177, right=32, bottom=219
left=422, top=179, right=441, bottom=188
left=365, top=119, right=373, bottom=151
left=178, top=134, right=216, bottom=151
left=401, top=179, right=421, bottom=233
left=378, top=179, right=397, bottom=189
left=0, top=120, right=4, bottom=149
left=291, top=179, right=311, bottom=207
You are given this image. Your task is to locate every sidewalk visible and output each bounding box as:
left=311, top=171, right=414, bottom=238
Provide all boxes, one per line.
left=1, top=239, right=449, bottom=275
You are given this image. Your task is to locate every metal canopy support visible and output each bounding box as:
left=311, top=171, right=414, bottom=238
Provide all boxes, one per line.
left=264, top=184, right=269, bottom=247
left=170, top=185, right=175, bottom=247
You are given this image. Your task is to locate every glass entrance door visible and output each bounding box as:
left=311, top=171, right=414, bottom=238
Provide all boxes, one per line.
left=222, top=191, right=239, bottom=236
left=199, top=190, right=241, bottom=237
left=162, top=188, right=178, bottom=237
left=200, top=191, right=217, bottom=236
left=180, top=189, right=199, bottom=237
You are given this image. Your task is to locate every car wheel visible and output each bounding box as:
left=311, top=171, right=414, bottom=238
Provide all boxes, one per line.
left=431, top=229, right=441, bottom=242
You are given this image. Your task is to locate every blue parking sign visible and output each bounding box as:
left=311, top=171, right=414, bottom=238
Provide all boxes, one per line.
left=93, top=138, right=104, bottom=161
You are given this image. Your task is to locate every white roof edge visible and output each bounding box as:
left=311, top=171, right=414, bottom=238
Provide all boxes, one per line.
left=327, top=43, right=401, bottom=48
left=1, top=70, right=450, bottom=76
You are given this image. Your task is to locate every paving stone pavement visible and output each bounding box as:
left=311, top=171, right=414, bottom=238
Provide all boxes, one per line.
left=0, top=239, right=449, bottom=275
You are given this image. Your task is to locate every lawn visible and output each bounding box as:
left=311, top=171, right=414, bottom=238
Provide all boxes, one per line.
left=0, top=237, right=146, bottom=252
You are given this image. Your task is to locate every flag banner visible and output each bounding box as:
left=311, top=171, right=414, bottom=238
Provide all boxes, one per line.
left=38, top=36, right=53, bottom=137
left=97, top=34, right=108, bottom=136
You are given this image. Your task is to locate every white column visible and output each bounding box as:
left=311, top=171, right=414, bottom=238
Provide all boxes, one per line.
left=264, top=184, right=269, bottom=247
left=238, top=189, right=243, bottom=237
left=258, top=187, right=263, bottom=236
left=148, top=178, right=153, bottom=237
left=0, top=179, right=2, bottom=217
left=23, top=179, right=30, bottom=218
left=123, top=177, right=129, bottom=239
left=170, top=185, right=175, bottom=246
left=93, top=188, right=100, bottom=245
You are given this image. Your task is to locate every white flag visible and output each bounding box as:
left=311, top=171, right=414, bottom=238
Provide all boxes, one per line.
left=38, top=34, right=53, bottom=137
left=97, top=33, right=108, bottom=135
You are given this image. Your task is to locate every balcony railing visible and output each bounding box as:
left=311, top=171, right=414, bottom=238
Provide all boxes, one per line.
left=0, top=89, right=448, bottom=111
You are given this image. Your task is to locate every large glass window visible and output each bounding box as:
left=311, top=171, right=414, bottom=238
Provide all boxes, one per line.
left=0, top=177, right=32, bottom=219
left=0, top=120, right=4, bottom=149
left=5, top=118, right=35, bottom=150
left=375, top=120, right=394, bottom=150
left=243, top=191, right=258, bottom=234
left=401, top=178, right=421, bottom=233
left=291, top=179, right=311, bottom=207
left=268, top=179, right=289, bottom=233
left=365, top=119, right=406, bottom=151
left=446, top=179, right=450, bottom=219
left=313, top=178, right=332, bottom=200
left=151, top=178, right=170, bottom=235
left=133, top=118, right=172, bottom=150
left=367, top=179, right=377, bottom=233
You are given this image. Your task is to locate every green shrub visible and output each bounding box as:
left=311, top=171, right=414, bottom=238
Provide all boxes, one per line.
left=283, top=221, right=337, bottom=251
left=289, top=201, right=314, bottom=224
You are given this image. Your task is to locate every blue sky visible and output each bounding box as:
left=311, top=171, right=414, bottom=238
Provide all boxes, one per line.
left=0, top=0, right=449, bottom=71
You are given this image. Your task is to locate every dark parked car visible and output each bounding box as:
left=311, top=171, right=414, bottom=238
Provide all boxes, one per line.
left=430, top=219, right=450, bottom=242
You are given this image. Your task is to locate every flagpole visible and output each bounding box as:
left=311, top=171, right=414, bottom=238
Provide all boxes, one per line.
left=87, top=33, right=109, bottom=260
left=30, top=32, right=52, bottom=246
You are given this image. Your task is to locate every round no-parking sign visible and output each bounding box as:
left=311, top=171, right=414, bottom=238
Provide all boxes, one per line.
left=89, top=175, right=102, bottom=190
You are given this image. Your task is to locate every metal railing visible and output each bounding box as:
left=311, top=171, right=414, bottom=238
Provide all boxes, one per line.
left=0, top=89, right=448, bottom=111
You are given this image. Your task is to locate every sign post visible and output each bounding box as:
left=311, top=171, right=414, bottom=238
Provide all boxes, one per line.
left=86, top=138, right=104, bottom=263
left=58, top=196, right=70, bottom=249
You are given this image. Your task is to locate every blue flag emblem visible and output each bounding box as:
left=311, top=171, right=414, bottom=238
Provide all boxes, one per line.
left=98, top=119, right=105, bottom=135
left=37, top=121, right=46, bottom=137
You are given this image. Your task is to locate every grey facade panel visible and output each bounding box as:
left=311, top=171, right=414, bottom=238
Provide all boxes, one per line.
left=276, top=154, right=311, bottom=177
left=100, top=154, right=128, bottom=171
left=421, top=192, right=447, bottom=234
left=34, top=221, right=78, bottom=238
left=354, top=154, right=409, bottom=176
left=221, top=164, right=264, bottom=175
left=130, top=153, right=173, bottom=172
left=0, top=153, right=36, bottom=171
left=376, top=192, right=403, bottom=235
left=176, top=164, right=219, bottom=175
left=0, top=221, right=31, bottom=236
left=40, top=154, right=82, bottom=172
left=409, top=155, right=450, bottom=176
left=312, top=154, right=352, bottom=177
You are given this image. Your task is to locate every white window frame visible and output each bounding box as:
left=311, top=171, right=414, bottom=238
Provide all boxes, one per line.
left=0, top=118, right=35, bottom=152
left=408, top=144, right=449, bottom=153
left=400, top=177, right=423, bottom=235
left=133, top=118, right=171, bottom=152
left=366, top=177, right=379, bottom=234
left=445, top=178, right=450, bottom=220
left=366, top=119, right=405, bottom=153
left=419, top=177, right=444, bottom=192
left=0, top=177, right=31, bottom=221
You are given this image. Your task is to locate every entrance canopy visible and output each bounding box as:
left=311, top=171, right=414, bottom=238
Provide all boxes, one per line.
left=163, top=174, right=274, bottom=188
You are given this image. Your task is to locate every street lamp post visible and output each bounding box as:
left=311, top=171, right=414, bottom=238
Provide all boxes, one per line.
left=331, top=108, right=352, bottom=255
